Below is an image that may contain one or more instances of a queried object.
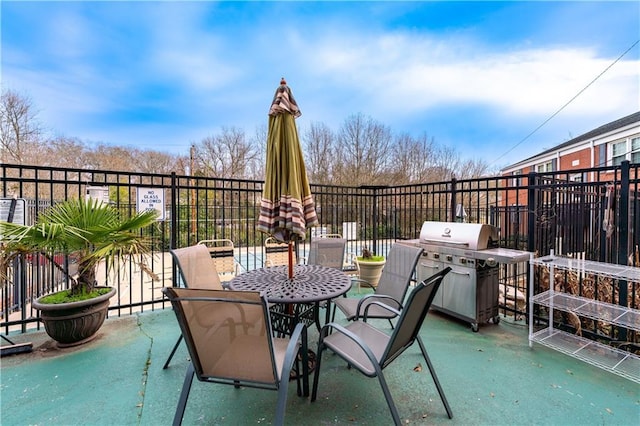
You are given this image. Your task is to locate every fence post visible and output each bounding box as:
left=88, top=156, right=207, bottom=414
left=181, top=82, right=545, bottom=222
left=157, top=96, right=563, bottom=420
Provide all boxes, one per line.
left=170, top=172, right=177, bottom=250
left=527, top=172, right=537, bottom=255
left=449, top=177, right=457, bottom=222
left=526, top=172, right=538, bottom=325
left=360, top=185, right=386, bottom=255
left=372, top=186, right=379, bottom=255
left=618, top=161, right=630, bottom=307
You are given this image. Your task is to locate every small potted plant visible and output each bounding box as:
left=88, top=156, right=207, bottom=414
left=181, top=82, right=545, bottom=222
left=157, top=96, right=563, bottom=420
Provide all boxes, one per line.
left=356, top=247, right=386, bottom=287
left=0, top=197, right=159, bottom=346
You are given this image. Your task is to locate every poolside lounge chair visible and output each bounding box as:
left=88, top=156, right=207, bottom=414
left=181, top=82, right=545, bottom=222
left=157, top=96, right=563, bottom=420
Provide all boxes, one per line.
left=264, top=236, right=296, bottom=267
left=197, top=239, right=240, bottom=281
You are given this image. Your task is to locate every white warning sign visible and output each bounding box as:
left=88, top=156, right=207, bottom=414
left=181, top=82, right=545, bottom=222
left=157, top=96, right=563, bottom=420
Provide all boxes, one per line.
left=0, top=198, right=27, bottom=225
left=136, top=188, right=165, bottom=220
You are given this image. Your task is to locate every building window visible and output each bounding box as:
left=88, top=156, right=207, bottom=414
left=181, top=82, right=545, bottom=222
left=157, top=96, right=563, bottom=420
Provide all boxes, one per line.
left=610, top=135, right=640, bottom=165
left=512, top=170, right=522, bottom=186
left=536, top=161, right=552, bottom=173
left=611, top=140, right=626, bottom=166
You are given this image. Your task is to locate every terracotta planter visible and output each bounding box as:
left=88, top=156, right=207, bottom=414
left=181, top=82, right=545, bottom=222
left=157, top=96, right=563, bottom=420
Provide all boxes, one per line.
left=33, top=286, right=116, bottom=347
left=357, top=259, right=386, bottom=287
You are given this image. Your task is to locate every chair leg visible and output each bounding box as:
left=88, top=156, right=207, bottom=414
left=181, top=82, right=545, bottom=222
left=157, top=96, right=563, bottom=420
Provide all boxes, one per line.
left=377, top=372, right=402, bottom=426
left=301, top=329, right=310, bottom=397
left=310, top=342, right=326, bottom=402
left=275, top=374, right=290, bottom=426
left=163, top=335, right=183, bottom=369
left=173, top=363, right=195, bottom=426
left=294, top=351, right=302, bottom=396
left=417, top=336, right=453, bottom=419
left=324, top=301, right=332, bottom=326
left=313, top=302, right=323, bottom=332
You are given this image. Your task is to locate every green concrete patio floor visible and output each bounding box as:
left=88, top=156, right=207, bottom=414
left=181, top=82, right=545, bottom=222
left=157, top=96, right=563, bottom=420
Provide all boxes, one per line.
left=1, top=305, right=638, bottom=425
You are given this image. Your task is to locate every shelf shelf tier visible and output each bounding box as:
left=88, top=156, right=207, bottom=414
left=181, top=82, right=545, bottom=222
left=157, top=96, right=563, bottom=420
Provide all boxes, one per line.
left=531, top=328, right=640, bottom=383
left=529, top=254, right=640, bottom=384
left=531, top=255, right=640, bottom=282
left=533, top=291, right=640, bottom=331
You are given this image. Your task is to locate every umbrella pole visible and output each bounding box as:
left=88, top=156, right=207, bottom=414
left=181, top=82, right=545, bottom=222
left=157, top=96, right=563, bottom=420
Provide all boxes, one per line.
left=288, top=241, right=294, bottom=279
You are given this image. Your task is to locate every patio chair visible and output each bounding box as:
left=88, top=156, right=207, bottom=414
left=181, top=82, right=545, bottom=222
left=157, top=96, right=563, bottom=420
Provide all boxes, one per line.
left=305, top=236, right=348, bottom=327
left=311, top=267, right=453, bottom=425
left=163, top=287, right=308, bottom=426
left=332, top=243, right=423, bottom=328
left=341, top=250, right=360, bottom=280
left=306, top=236, right=347, bottom=269
left=197, top=239, right=240, bottom=281
left=306, top=234, right=359, bottom=277
left=264, top=236, right=296, bottom=267
left=323, top=233, right=360, bottom=280
left=163, top=244, right=224, bottom=369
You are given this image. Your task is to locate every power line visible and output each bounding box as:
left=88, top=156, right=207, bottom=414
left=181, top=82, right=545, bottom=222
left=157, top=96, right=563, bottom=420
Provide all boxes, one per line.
left=491, top=39, right=640, bottom=168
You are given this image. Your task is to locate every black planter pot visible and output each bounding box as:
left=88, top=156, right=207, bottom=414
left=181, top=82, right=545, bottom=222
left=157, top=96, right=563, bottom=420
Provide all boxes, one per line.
left=33, top=286, right=116, bottom=347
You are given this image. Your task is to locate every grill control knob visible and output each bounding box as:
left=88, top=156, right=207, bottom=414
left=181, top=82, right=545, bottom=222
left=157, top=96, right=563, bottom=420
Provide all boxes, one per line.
left=433, top=253, right=440, bottom=259
left=486, top=257, right=497, bottom=267
left=460, top=257, right=467, bottom=264
left=446, top=255, right=453, bottom=262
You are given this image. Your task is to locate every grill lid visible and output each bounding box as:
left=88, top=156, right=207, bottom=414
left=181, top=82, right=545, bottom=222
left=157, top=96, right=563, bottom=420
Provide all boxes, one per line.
left=419, top=221, right=498, bottom=250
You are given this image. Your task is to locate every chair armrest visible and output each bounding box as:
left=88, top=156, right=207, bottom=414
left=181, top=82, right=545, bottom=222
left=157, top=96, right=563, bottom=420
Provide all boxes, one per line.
left=319, top=322, right=381, bottom=373
left=362, top=300, right=401, bottom=321
left=349, top=278, right=376, bottom=290
left=355, top=294, right=402, bottom=319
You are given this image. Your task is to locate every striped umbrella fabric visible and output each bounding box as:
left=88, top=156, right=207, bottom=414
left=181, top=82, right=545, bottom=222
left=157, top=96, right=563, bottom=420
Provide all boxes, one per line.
left=258, top=78, right=318, bottom=243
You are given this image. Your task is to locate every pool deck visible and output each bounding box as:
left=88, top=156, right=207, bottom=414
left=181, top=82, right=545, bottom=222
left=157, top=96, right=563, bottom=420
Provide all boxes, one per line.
left=1, top=294, right=638, bottom=426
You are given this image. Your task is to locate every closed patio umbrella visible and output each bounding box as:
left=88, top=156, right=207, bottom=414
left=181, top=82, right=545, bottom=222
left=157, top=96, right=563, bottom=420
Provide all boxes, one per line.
left=258, top=78, right=318, bottom=277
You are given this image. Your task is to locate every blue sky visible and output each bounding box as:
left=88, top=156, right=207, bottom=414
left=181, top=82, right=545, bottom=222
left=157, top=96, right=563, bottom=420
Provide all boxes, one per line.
left=2, top=1, right=639, bottom=170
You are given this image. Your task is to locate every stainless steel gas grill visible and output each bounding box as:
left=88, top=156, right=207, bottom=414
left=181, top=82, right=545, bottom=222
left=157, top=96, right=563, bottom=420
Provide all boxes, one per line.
left=402, top=221, right=531, bottom=332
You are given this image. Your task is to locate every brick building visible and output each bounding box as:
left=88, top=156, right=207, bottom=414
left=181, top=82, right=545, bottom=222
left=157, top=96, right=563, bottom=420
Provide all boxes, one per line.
left=502, top=111, right=639, bottom=177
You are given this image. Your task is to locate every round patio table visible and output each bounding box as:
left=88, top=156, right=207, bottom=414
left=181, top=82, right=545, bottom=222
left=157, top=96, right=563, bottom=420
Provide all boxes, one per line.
left=228, top=264, right=351, bottom=304
left=228, top=264, right=351, bottom=389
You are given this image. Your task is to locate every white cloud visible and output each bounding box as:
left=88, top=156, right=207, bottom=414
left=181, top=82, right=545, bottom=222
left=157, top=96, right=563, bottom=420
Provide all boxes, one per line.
left=2, top=0, right=637, bottom=167
left=298, top=31, right=638, bottom=121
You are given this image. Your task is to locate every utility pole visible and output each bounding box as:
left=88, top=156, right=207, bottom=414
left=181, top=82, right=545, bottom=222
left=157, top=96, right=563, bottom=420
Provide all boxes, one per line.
left=190, top=144, right=197, bottom=244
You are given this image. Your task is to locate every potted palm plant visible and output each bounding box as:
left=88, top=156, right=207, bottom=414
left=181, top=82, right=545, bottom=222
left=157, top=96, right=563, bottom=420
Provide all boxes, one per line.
left=356, top=247, right=386, bottom=287
left=0, top=197, right=158, bottom=347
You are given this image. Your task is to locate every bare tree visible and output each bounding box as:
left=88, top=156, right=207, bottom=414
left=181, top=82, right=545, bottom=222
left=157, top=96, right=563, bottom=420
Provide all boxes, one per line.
left=84, top=144, right=137, bottom=172
left=44, top=136, right=89, bottom=168
left=247, top=123, right=268, bottom=180
left=130, top=149, right=184, bottom=174
left=0, top=89, right=492, bottom=184
left=195, top=127, right=260, bottom=179
left=0, top=89, right=43, bottom=164
left=302, top=121, right=335, bottom=184
left=333, top=113, right=393, bottom=186
left=388, top=133, right=435, bottom=184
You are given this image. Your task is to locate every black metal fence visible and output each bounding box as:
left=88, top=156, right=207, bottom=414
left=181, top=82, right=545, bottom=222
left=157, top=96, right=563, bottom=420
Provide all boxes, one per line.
left=2, top=162, right=638, bottom=345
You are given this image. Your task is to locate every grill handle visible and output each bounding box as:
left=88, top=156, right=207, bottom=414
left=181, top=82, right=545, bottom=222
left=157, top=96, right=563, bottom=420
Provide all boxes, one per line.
left=420, top=238, right=469, bottom=247
left=449, top=269, right=471, bottom=277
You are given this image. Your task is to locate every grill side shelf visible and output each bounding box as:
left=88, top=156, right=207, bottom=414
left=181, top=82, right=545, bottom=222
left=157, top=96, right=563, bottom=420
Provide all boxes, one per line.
left=529, top=253, right=640, bottom=383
